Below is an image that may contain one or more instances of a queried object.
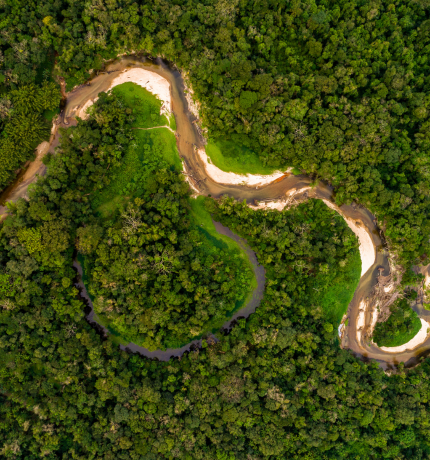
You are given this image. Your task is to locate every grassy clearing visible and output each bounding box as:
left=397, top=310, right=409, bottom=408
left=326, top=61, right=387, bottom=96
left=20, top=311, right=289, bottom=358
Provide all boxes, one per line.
left=189, top=195, right=249, bottom=254
left=93, top=128, right=181, bottom=218
left=111, top=82, right=168, bottom=128
left=206, top=138, right=290, bottom=176
left=310, top=249, right=361, bottom=325
left=43, top=107, right=60, bottom=124
left=188, top=195, right=257, bottom=323
left=169, top=113, right=177, bottom=130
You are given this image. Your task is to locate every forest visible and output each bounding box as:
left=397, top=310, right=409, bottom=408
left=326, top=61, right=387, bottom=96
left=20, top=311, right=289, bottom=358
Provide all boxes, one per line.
left=1, top=0, right=430, bottom=459
left=0, top=74, right=426, bottom=460
left=372, top=295, right=422, bottom=348
left=1, top=0, right=430, bottom=265
left=78, top=86, right=255, bottom=351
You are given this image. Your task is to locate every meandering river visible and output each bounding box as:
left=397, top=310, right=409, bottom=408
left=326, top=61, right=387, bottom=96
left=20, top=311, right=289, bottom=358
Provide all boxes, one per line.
left=73, top=220, right=266, bottom=361
left=2, top=55, right=430, bottom=368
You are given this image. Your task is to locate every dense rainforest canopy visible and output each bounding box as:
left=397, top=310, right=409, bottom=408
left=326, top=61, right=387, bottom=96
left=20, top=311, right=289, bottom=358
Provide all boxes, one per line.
left=0, top=89, right=423, bottom=460
left=1, top=0, right=430, bottom=265
left=1, top=0, right=430, bottom=459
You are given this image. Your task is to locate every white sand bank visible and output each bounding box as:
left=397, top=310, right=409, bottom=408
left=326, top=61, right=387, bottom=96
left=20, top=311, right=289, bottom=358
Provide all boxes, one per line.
left=197, top=148, right=290, bottom=187
left=356, top=300, right=367, bottom=342
left=184, top=78, right=200, bottom=119
left=322, top=199, right=375, bottom=277
left=369, top=305, right=379, bottom=336
left=76, top=98, right=97, bottom=119
left=249, top=188, right=311, bottom=212
left=379, top=319, right=430, bottom=352
left=109, top=68, right=171, bottom=115
left=77, top=68, right=172, bottom=120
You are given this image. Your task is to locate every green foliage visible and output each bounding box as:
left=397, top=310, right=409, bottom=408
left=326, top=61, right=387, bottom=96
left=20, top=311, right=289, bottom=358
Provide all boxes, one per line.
left=84, top=182, right=254, bottom=350
left=373, top=298, right=422, bottom=347
left=93, top=127, right=182, bottom=218
left=239, top=90, right=258, bottom=109
left=0, top=81, right=61, bottom=189
left=2, top=1, right=430, bottom=458
left=0, top=274, right=16, bottom=298
left=309, top=243, right=361, bottom=324
left=74, top=91, right=255, bottom=350
left=43, top=107, right=60, bottom=123
left=17, top=227, right=43, bottom=254
left=1, top=89, right=430, bottom=460
left=5, top=112, right=49, bottom=150
left=76, top=225, right=103, bottom=255
left=206, top=138, right=289, bottom=175
left=9, top=82, right=60, bottom=125
left=111, top=82, right=168, bottom=128
left=208, top=196, right=361, bottom=328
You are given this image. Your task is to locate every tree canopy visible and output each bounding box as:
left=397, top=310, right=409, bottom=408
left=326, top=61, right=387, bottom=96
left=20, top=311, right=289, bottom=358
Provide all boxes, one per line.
left=1, top=1, right=430, bottom=458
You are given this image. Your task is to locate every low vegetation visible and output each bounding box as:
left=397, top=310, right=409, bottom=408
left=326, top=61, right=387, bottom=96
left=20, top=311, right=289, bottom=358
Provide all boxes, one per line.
left=206, top=137, right=289, bottom=176
left=111, top=82, right=169, bottom=129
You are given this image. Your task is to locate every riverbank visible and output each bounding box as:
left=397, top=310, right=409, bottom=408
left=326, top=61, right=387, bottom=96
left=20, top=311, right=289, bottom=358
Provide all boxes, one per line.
left=379, top=319, right=430, bottom=353
left=0, top=121, right=61, bottom=221
left=197, top=147, right=290, bottom=187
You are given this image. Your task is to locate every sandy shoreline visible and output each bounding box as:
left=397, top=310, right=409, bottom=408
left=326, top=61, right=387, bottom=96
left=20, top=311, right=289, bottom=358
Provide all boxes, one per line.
left=249, top=188, right=311, bottom=212
left=109, top=68, right=171, bottom=115
left=322, top=199, right=374, bottom=277
left=379, top=319, right=430, bottom=353
left=197, top=148, right=290, bottom=187
left=76, top=68, right=172, bottom=120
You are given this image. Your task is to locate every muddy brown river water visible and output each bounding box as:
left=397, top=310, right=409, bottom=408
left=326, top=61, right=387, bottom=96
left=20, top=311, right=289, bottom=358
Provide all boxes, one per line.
left=1, top=55, right=429, bottom=367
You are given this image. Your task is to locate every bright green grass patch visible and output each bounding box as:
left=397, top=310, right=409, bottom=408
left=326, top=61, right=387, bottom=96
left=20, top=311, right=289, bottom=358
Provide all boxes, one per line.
left=93, top=128, right=181, bottom=218
left=206, top=138, right=290, bottom=176
left=373, top=298, right=422, bottom=347
left=188, top=195, right=249, bottom=254
left=190, top=196, right=257, bottom=273
left=309, top=249, right=361, bottom=325
left=169, top=113, right=177, bottom=130
left=111, top=82, right=168, bottom=128
left=43, top=107, right=60, bottom=123
left=188, top=196, right=257, bottom=320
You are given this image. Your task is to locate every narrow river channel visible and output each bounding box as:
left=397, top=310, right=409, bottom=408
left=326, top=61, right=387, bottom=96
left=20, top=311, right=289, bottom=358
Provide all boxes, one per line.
left=73, top=220, right=265, bottom=361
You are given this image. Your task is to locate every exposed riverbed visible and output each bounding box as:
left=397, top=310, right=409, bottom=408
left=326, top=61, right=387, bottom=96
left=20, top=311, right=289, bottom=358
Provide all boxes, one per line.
left=2, top=55, right=429, bottom=368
